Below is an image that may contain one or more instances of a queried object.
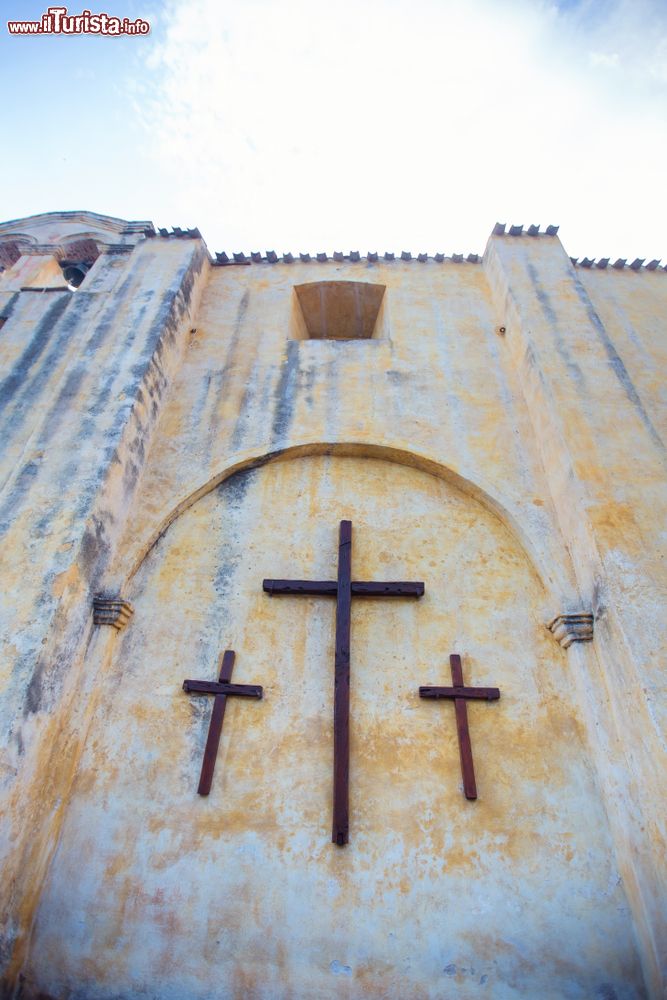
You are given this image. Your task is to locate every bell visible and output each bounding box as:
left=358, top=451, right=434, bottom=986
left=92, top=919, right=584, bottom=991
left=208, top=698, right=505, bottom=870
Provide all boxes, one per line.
left=62, top=261, right=90, bottom=288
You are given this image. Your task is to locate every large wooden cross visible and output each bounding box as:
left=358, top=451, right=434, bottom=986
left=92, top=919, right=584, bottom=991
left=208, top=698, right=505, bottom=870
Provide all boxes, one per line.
left=183, top=649, right=263, bottom=796
left=264, top=519, right=424, bottom=846
left=419, top=653, right=500, bottom=800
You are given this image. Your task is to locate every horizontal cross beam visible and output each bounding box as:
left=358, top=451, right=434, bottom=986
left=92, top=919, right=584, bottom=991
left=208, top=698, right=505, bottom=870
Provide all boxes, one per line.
left=264, top=579, right=424, bottom=597
left=419, top=685, right=500, bottom=701
left=183, top=680, right=263, bottom=698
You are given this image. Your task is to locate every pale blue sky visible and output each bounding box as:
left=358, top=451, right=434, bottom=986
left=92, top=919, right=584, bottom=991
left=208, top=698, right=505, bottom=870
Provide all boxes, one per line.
left=1, top=0, right=666, bottom=260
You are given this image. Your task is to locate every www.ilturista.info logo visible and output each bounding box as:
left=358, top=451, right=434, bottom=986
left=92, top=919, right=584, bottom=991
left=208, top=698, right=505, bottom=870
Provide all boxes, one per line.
left=7, top=6, right=150, bottom=34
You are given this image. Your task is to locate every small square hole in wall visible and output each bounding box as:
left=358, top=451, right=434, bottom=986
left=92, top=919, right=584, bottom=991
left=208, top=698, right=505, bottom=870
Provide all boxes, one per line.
left=292, top=281, right=387, bottom=340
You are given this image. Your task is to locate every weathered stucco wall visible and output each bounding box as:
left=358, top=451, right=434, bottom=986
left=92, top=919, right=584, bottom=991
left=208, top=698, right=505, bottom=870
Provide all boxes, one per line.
left=485, top=237, right=667, bottom=994
left=113, top=253, right=575, bottom=606
left=0, top=215, right=209, bottom=989
left=27, top=456, right=643, bottom=999
left=0, top=213, right=665, bottom=998
left=578, top=268, right=667, bottom=442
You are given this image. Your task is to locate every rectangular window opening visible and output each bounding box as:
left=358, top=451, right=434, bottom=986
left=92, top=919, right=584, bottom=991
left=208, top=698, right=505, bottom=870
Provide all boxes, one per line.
left=291, top=281, right=387, bottom=340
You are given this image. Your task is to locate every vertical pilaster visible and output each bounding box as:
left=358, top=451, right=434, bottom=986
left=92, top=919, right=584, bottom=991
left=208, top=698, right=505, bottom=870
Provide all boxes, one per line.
left=0, top=232, right=210, bottom=988
left=485, top=231, right=667, bottom=995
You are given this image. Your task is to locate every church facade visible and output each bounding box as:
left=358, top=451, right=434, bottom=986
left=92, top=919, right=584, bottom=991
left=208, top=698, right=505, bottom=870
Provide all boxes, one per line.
left=0, top=211, right=665, bottom=999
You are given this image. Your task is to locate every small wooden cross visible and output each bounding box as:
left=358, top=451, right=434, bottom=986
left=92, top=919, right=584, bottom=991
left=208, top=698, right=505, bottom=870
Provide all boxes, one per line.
left=419, top=653, right=500, bottom=800
left=264, top=520, right=424, bottom=846
left=183, top=649, right=263, bottom=796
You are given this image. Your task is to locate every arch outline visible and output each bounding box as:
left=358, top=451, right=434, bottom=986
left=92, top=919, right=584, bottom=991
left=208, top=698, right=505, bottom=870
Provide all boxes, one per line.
left=114, top=439, right=580, bottom=611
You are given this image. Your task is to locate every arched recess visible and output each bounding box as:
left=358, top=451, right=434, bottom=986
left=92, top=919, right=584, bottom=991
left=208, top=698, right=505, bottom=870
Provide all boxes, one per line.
left=117, top=440, right=578, bottom=607
left=60, top=234, right=102, bottom=263
left=0, top=234, right=37, bottom=271
left=26, top=446, right=642, bottom=999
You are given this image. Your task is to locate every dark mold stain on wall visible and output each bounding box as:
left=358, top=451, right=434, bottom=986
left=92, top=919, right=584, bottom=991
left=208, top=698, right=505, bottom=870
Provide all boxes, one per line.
left=0, top=460, right=40, bottom=536
left=526, top=262, right=586, bottom=390
left=572, top=276, right=666, bottom=456
left=271, top=339, right=300, bottom=444
left=230, top=360, right=260, bottom=451
left=6, top=246, right=208, bottom=727
left=0, top=291, right=20, bottom=323
left=208, top=289, right=251, bottom=446
left=0, top=293, right=71, bottom=410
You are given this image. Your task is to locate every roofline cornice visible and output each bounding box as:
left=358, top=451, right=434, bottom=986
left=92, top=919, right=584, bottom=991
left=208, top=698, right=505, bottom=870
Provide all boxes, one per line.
left=0, top=210, right=153, bottom=238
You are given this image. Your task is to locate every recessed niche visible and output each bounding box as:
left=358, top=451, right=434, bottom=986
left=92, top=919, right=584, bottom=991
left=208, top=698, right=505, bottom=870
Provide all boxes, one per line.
left=291, top=280, right=387, bottom=340
left=59, top=238, right=101, bottom=290
left=0, top=241, right=22, bottom=271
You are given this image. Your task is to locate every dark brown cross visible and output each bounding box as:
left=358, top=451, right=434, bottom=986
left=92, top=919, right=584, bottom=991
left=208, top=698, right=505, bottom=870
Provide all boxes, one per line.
left=264, top=520, right=424, bottom=846
left=419, top=653, right=500, bottom=800
left=183, top=649, right=263, bottom=796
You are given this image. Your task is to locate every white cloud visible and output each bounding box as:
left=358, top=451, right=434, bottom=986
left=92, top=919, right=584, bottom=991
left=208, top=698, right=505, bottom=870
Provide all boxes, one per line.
left=589, top=51, right=619, bottom=69
left=131, top=0, right=667, bottom=260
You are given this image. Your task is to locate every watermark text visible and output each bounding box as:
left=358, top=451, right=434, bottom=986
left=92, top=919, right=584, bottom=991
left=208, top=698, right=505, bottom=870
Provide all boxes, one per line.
left=7, top=7, right=150, bottom=35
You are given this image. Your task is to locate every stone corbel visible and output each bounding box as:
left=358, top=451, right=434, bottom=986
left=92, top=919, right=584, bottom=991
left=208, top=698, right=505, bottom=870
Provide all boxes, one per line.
left=547, top=613, right=594, bottom=648
left=93, top=595, right=134, bottom=630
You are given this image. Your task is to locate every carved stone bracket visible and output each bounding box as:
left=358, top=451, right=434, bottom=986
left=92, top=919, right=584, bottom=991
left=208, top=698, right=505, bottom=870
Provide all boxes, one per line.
left=93, top=596, right=134, bottom=630
left=547, top=613, right=594, bottom=648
